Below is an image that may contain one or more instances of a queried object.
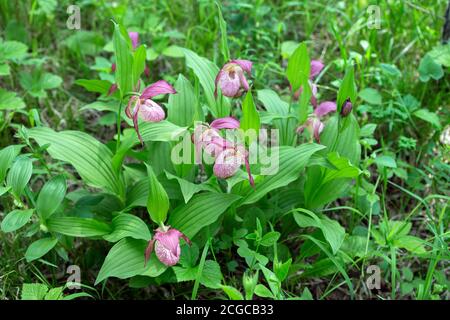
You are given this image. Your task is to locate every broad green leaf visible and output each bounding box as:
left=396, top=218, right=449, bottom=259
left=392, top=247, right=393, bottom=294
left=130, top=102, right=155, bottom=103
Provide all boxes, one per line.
left=6, top=156, right=33, bottom=197
left=374, top=155, right=397, bottom=168
left=146, top=165, right=169, bottom=225
left=169, top=192, right=241, bottom=239
left=298, top=78, right=312, bottom=124
left=138, top=121, right=188, bottom=142
left=254, top=284, right=274, bottom=298
left=25, top=237, right=58, bottom=262
left=321, top=152, right=361, bottom=184
left=104, top=213, right=151, bottom=242
left=237, top=144, right=325, bottom=206
left=132, top=45, right=146, bottom=86
left=0, top=144, right=23, bottom=183
left=286, top=42, right=310, bottom=92
left=0, top=88, right=25, bottom=110
left=336, top=66, right=357, bottom=112
left=44, top=287, right=64, bottom=300
left=167, top=74, right=202, bottom=126
left=240, top=90, right=260, bottom=138
left=36, top=175, right=66, bottom=220
left=182, top=48, right=230, bottom=118
left=413, top=108, right=441, bottom=129
left=1, top=209, right=34, bottom=232
left=21, top=283, right=49, bottom=300
left=294, top=209, right=345, bottom=254
left=95, top=238, right=167, bottom=284
left=46, top=217, right=112, bottom=237
left=216, top=1, right=230, bottom=61
left=393, top=235, right=427, bottom=254
left=359, top=88, right=382, bottom=105
left=113, top=23, right=133, bottom=96
left=74, top=79, right=112, bottom=94
left=165, top=171, right=216, bottom=203
left=28, top=127, right=124, bottom=196
left=418, top=54, right=444, bottom=82
left=257, top=89, right=296, bottom=145
left=199, top=260, right=223, bottom=289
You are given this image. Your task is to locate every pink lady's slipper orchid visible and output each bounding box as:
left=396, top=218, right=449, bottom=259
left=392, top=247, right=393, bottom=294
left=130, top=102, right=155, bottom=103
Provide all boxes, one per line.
left=125, top=80, right=176, bottom=144
left=213, top=143, right=255, bottom=187
left=215, top=60, right=252, bottom=98
left=145, top=226, right=191, bottom=267
left=296, top=101, right=336, bottom=143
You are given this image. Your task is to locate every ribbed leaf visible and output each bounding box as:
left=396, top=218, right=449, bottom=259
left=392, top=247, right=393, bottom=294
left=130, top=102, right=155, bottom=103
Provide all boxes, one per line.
left=138, top=121, right=187, bottom=142
left=1, top=209, right=34, bottom=233
left=95, top=238, right=166, bottom=284
left=6, top=156, right=33, bottom=196
left=169, top=192, right=241, bottom=239
left=113, top=23, right=133, bottom=97
left=0, top=145, right=23, bottom=183
left=28, top=127, right=124, bottom=196
left=103, top=213, right=151, bottom=242
left=286, top=42, right=310, bottom=92
left=167, top=74, right=202, bottom=126
left=146, top=165, right=169, bottom=225
left=36, top=175, right=66, bottom=220
left=46, top=217, right=112, bottom=237
left=182, top=48, right=230, bottom=117
left=240, top=90, right=260, bottom=138
left=236, top=144, right=325, bottom=206
left=25, top=237, right=58, bottom=262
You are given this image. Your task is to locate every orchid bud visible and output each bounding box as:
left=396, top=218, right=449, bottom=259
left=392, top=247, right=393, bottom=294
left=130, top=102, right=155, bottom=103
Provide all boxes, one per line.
left=341, top=100, right=353, bottom=117
left=215, top=59, right=252, bottom=98
left=128, top=32, right=139, bottom=49
left=145, top=226, right=191, bottom=267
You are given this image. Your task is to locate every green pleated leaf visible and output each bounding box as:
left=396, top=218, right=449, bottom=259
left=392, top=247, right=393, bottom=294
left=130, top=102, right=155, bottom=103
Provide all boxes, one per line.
left=25, top=237, right=58, bottom=262
left=237, top=144, right=325, bottom=206
left=46, top=217, right=112, bottom=237
left=182, top=48, right=230, bottom=118
left=95, top=238, right=166, bottom=284
left=169, top=192, right=241, bottom=239
left=137, top=121, right=188, bottom=142
left=103, top=213, right=151, bottom=242
left=6, top=156, right=33, bottom=197
left=1, top=209, right=34, bottom=233
left=113, top=22, right=133, bottom=97
left=165, top=171, right=216, bottom=203
left=132, top=45, right=146, bottom=86
left=167, top=74, right=202, bottom=126
left=293, top=208, right=345, bottom=254
left=28, top=127, right=124, bottom=196
left=0, top=144, right=23, bottom=183
left=286, top=42, right=310, bottom=93
left=146, top=165, right=169, bottom=225
left=21, top=283, right=49, bottom=300
left=240, top=89, right=260, bottom=138
left=74, top=79, right=112, bottom=94
left=36, top=175, right=66, bottom=220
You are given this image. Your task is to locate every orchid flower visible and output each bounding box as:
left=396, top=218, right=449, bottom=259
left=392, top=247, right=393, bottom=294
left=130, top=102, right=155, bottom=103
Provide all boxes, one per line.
left=125, top=80, right=176, bottom=144
left=340, top=100, right=353, bottom=117
left=144, top=226, right=191, bottom=267
left=193, top=118, right=255, bottom=186
left=296, top=101, right=336, bottom=143
left=215, top=60, right=252, bottom=98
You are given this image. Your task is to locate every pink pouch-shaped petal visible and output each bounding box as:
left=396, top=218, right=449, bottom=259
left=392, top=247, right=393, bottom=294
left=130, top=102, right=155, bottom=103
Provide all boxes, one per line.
left=312, top=118, right=325, bottom=143
left=315, top=101, right=337, bottom=117
left=213, top=148, right=244, bottom=179
left=140, top=80, right=176, bottom=100
left=140, top=99, right=166, bottom=122
left=154, top=228, right=184, bottom=266
left=310, top=60, right=324, bottom=79
left=128, top=32, right=139, bottom=49
left=210, top=117, right=240, bottom=130
left=218, top=71, right=242, bottom=98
